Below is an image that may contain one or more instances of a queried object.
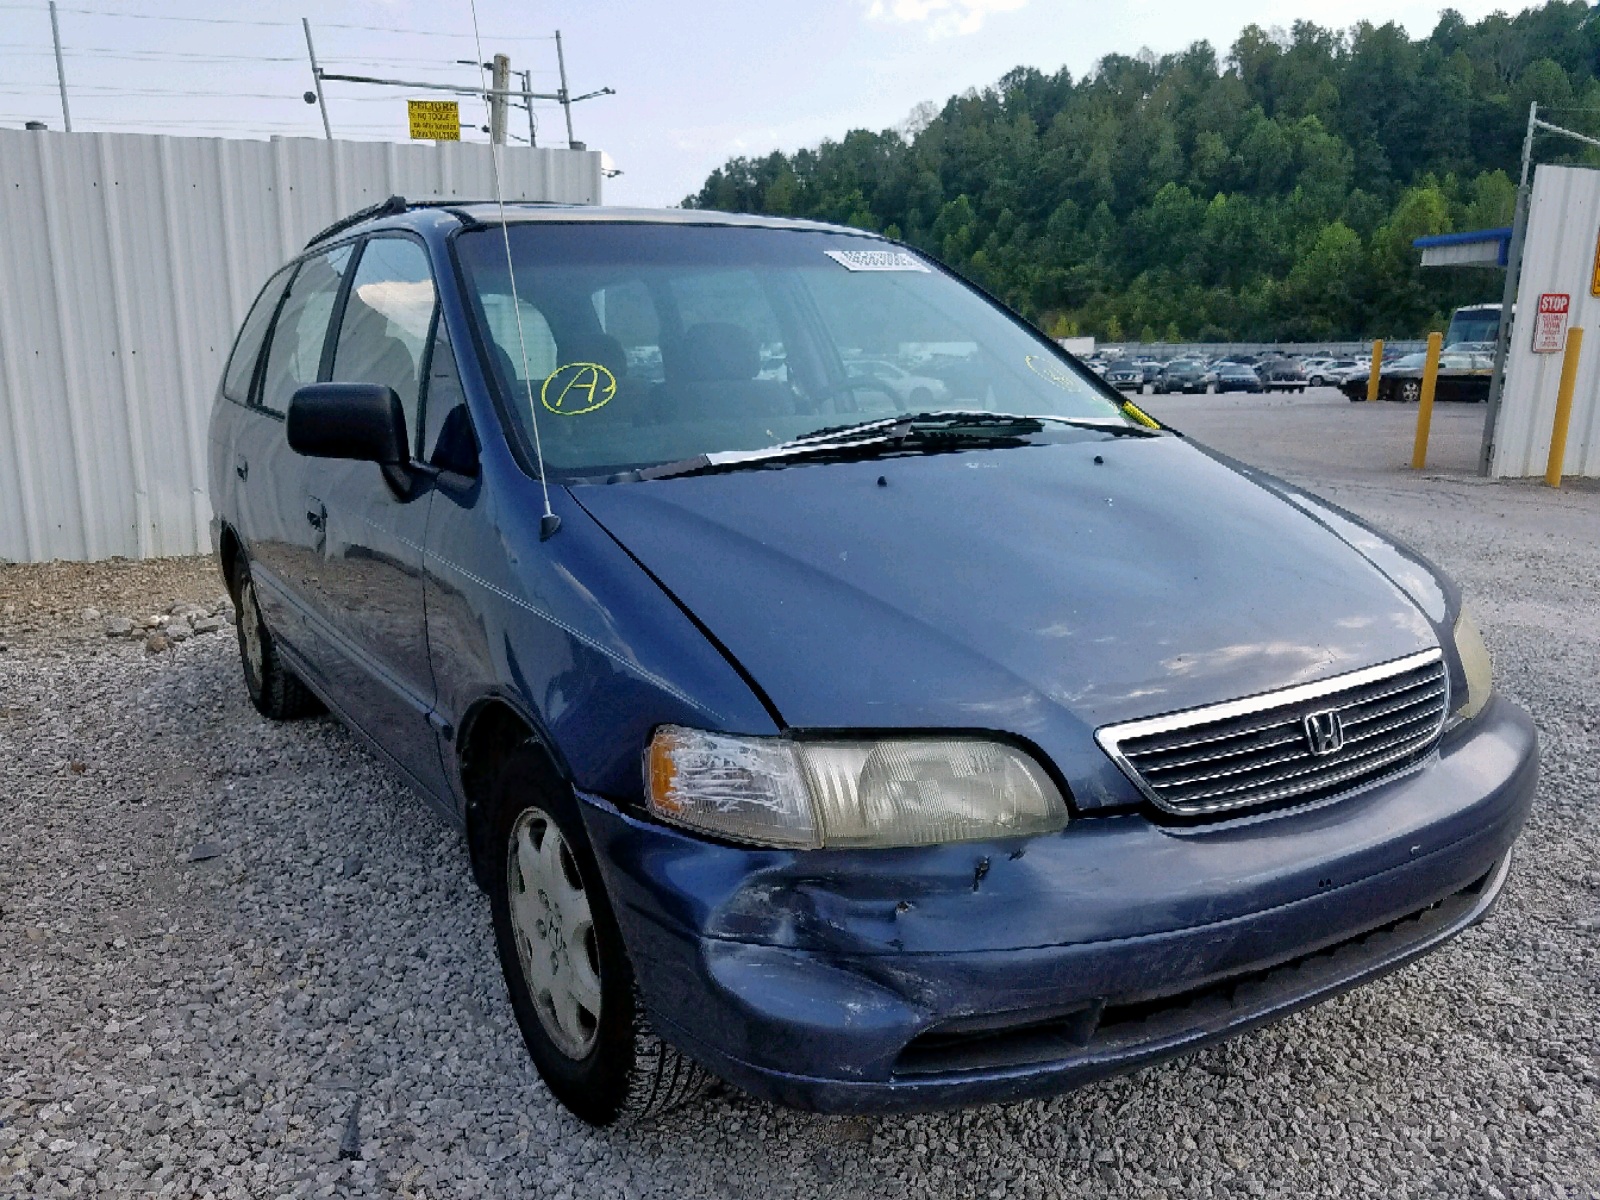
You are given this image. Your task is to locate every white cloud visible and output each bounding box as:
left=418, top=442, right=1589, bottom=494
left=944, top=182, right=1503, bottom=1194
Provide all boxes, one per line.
left=864, top=0, right=1029, bottom=38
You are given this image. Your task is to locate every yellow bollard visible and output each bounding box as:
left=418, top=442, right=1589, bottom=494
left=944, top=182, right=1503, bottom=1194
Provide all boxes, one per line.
left=1410, top=332, right=1443, bottom=469
left=1366, top=339, right=1384, bottom=401
left=1545, top=327, right=1584, bottom=487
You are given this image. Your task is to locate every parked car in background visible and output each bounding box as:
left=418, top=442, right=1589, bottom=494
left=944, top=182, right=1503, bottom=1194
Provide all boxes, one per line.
left=209, top=201, right=1535, bottom=1127
left=1256, top=357, right=1308, bottom=392
left=1306, top=359, right=1359, bottom=387
left=1214, top=363, right=1264, bottom=393
left=1106, top=362, right=1146, bottom=391
left=844, top=358, right=950, bottom=407
left=1341, top=351, right=1493, bottom=403
left=1154, top=359, right=1212, bottom=394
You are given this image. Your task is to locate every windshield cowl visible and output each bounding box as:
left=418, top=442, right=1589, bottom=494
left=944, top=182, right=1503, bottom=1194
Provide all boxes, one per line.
left=579, top=415, right=1160, bottom=483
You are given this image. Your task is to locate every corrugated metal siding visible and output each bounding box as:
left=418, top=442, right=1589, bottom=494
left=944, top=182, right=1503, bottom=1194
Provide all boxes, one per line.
left=0, top=129, right=601, bottom=563
left=1491, top=164, right=1600, bottom=479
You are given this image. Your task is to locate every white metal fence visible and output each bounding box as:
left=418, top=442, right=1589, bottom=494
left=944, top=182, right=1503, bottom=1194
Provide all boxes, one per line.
left=1490, top=164, right=1600, bottom=479
left=0, top=128, right=601, bottom=564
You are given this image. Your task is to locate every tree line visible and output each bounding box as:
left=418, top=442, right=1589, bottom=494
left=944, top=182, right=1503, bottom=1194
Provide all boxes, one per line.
left=683, top=3, right=1600, bottom=342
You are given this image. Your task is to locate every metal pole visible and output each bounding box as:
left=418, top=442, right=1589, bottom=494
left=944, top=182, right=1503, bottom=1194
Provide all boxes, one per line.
left=49, top=1, right=71, bottom=132
left=520, top=68, right=537, bottom=147
left=1365, top=338, right=1384, bottom=401
left=1411, top=332, right=1443, bottom=469
left=554, top=30, right=576, bottom=148
left=489, top=54, right=510, bottom=145
left=1545, top=327, right=1583, bottom=487
left=302, top=18, right=333, bottom=140
left=1479, top=101, right=1538, bottom=475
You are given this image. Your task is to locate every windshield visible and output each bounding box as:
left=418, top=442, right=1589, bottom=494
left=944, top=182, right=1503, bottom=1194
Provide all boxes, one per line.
left=1446, top=307, right=1499, bottom=346
left=454, top=223, right=1131, bottom=476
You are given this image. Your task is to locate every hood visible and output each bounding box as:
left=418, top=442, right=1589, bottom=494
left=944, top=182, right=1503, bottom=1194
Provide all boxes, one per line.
left=571, top=435, right=1438, bottom=807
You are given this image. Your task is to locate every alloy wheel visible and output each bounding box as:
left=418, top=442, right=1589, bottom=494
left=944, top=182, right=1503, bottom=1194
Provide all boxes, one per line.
left=506, top=807, right=603, bottom=1059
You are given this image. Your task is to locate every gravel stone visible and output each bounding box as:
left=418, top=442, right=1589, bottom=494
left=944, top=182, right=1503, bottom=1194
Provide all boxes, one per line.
left=2, top=405, right=1597, bottom=1199
left=104, top=616, right=135, bottom=637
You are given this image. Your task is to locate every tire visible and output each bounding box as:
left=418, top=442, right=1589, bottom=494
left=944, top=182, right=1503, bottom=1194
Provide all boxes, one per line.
left=1400, top=380, right=1421, bottom=403
left=487, top=741, right=710, bottom=1126
left=234, top=560, right=323, bottom=721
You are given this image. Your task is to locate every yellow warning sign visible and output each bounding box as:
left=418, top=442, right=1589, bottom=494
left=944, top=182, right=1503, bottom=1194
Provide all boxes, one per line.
left=1591, top=223, right=1600, bottom=297
left=407, top=99, right=460, bottom=141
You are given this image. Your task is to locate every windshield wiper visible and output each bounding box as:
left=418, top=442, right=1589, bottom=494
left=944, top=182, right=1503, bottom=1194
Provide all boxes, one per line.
left=631, top=412, right=1138, bottom=482
left=787, top=409, right=1156, bottom=447
left=613, top=410, right=1163, bottom=483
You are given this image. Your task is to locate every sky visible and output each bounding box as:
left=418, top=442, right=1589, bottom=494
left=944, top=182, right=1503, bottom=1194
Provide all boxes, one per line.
left=0, top=0, right=1545, bottom=207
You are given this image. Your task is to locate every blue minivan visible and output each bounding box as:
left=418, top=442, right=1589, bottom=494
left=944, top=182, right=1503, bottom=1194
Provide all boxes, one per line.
left=209, top=199, right=1537, bottom=1125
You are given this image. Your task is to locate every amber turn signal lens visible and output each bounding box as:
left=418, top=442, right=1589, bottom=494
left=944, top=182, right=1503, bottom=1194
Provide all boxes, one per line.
left=647, top=729, right=683, bottom=814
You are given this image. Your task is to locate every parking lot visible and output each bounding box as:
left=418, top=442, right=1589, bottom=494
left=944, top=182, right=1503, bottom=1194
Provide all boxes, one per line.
left=2, top=387, right=1597, bottom=1199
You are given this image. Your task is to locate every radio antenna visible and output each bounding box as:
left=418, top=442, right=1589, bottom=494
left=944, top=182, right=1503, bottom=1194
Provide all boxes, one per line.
left=468, top=0, right=560, bottom=538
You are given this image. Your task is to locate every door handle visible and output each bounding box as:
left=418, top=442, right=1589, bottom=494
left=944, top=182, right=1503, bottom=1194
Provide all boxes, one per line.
left=306, top=501, right=326, bottom=532
left=234, top=454, right=248, bottom=481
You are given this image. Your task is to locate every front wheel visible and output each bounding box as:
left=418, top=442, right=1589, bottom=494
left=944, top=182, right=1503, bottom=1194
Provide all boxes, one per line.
left=487, top=743, right=710, bottom=1126
left=1400, top=380, right=1421, bottom=403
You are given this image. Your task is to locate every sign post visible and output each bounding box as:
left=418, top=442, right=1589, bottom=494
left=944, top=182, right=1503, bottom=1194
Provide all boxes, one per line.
left=1531, top=293, right=1571, bottom=354
left=407, top=99, right=461, bottom=142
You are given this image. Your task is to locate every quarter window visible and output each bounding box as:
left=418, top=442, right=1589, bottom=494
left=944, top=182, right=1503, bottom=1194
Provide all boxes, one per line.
left=259, top=245, right=354, bottom=414
left=331, top=237, right=438, bottom=448
left=421, top=322, right=478, bottom=476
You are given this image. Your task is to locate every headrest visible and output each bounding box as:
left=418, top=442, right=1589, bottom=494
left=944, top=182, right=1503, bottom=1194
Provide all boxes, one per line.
left=665, top=322, right=760, bottom=383
left=558, top=332, right=628, bottom=379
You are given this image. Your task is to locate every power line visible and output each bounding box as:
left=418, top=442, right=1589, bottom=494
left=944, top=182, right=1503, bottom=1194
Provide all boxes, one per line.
left=0, top=4, right=556, bottom=39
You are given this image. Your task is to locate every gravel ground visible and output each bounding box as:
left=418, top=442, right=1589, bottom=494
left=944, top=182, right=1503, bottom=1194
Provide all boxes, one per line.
left=3, top=411, right=1598, bottom=1197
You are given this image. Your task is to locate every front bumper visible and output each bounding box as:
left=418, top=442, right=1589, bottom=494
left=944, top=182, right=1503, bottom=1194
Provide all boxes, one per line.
left=581, top=695, right=1536, bottom=1113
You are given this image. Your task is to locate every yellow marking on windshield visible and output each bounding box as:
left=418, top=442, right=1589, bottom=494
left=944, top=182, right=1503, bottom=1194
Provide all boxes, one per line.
left=1024, top=354, right=1080, bottom=390
left=541, top=362, right=617, bottom=415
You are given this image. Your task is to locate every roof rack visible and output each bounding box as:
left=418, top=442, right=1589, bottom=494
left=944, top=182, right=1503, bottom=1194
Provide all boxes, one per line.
left=304, top=195, right=408, bottom=249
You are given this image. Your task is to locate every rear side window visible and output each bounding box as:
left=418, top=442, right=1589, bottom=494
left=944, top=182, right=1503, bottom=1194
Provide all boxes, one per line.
left=222, top=265, right=294, bottom=404
left=331, top=236, right=437, bottom=447
left=259, top=244, right=355, bottom=414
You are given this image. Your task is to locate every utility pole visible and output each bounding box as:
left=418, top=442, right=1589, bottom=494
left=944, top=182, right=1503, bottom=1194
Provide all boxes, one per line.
left=489, top=54, right=510, bottom=146
left=302, top=19, right=332, bottom=139
left=554, top=30, right=576, bottom=148
left=519, top=68, right=537, bottom=146
left=48, top=1, right=71, bottom=132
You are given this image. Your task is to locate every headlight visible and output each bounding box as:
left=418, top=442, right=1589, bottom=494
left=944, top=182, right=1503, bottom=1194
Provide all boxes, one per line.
left=1452, top=607, right=1493, bottom=722
left=646, top=726, right=1068, bottom=849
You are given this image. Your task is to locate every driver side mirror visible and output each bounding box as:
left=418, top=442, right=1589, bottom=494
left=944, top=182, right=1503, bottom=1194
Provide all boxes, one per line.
left=286, top=383, right=409, bottom=464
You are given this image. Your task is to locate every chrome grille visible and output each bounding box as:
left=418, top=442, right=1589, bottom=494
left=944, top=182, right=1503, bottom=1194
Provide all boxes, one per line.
left=1097, top=650, right=1448, bottom=816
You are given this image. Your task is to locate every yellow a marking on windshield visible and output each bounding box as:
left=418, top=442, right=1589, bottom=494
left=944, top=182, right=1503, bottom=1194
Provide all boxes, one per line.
left=541, top=362, right=617, bottom=415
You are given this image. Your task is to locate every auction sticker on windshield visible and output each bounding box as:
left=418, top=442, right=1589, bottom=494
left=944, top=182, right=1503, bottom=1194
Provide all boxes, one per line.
left=542, top=362, right=617, bottom=415
left=824, top=249, right=929, bottom=272
left=1531, top=293, right=1570, bottom=354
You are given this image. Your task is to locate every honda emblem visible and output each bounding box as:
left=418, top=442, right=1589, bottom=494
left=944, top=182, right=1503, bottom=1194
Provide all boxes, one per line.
left=1303, top=710, right=1344, bottom=756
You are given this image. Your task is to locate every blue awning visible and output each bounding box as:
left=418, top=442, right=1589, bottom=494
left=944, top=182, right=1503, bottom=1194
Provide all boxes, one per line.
left=1411, top=227, right=1513, bottom=268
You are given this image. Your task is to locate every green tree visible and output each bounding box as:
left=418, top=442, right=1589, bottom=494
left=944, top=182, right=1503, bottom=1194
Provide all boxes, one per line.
left=681, top=2, right=1594, bottom=340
